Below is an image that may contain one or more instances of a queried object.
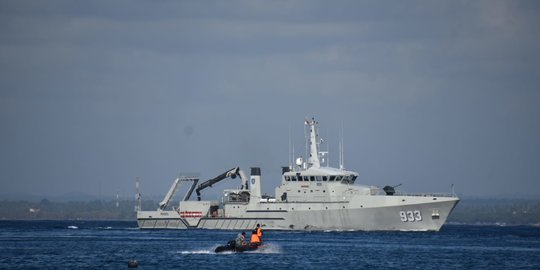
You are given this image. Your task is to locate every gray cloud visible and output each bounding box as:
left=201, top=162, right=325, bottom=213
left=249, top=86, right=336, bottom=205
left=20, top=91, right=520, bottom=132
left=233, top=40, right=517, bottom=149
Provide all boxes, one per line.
left=1, top=0, right=539, bottom=199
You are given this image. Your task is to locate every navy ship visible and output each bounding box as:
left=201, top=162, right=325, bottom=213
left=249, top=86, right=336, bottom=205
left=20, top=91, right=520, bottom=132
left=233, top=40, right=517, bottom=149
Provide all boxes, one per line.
left=137, top=118, right=459, bottom=231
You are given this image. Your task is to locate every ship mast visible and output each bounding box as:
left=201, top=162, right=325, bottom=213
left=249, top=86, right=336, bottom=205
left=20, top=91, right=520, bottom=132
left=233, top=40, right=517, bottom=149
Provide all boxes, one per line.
left=135, top=177, right=141, bottom=212
left=305, top=117, right=321, bottom=168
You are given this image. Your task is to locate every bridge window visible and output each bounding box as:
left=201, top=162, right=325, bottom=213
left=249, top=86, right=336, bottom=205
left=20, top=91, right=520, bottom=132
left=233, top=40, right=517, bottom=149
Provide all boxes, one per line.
left=285, top=176, right=290, bottom=181
left=304, top=176, right=309, bottom=181
left=291, top=176, right=297, bottom=181
left=329, top=176, right=336, bottom=181
left=310, top=176, right=315, bottom=181
left=336, top=176, right=342, bottom=181
left=350, top=175, right=357, bottom=184
left=316, top=176, right=322, bottom=181
left=322, top=176, right=328, bottom=181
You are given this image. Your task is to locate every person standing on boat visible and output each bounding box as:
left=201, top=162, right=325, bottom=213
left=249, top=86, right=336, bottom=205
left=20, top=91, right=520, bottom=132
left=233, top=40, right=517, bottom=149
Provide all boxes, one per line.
left=250, top=229, right=261, bottom=246
left=255, top=224, right=263, bottom=242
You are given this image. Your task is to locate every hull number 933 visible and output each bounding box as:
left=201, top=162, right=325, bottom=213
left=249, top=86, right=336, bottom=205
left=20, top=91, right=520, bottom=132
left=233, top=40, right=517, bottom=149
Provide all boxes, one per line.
left=399, top=210, right=422, bottom=222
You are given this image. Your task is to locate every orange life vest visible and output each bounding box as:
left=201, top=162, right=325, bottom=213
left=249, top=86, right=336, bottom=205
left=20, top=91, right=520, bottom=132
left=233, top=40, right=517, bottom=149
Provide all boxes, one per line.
left=256, top=227, right=262, bottom=237
left=250, top=233, right=260, bottom=243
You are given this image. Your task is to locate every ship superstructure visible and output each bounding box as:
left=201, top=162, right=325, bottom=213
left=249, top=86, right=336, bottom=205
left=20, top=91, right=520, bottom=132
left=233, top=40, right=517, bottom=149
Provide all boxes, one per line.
left=137, top=118, right=459, bottom=231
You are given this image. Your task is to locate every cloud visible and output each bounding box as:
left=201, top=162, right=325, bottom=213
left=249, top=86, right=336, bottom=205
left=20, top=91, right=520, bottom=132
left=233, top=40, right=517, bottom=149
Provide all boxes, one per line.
left=1, top=0, right=539, bottom=197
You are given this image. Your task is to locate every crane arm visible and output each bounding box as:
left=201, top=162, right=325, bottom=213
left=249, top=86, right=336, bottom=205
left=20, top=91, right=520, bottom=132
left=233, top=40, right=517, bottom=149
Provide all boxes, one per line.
left=196, top=167, right=245, bottom=201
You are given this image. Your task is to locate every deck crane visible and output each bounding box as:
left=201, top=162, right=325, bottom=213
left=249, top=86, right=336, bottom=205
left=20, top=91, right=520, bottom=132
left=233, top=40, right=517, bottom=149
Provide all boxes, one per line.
left=196, top=167, right=248, bottom=201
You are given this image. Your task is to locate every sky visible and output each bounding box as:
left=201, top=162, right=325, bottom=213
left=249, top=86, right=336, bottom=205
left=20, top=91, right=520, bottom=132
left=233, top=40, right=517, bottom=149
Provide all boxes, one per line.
left=1, top=0, right=539, bottom=201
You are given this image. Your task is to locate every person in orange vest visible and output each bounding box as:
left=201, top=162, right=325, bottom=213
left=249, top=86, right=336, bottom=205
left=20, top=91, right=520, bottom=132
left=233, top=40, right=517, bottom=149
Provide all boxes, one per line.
left=250, top=224, right=264, bottom=246
left=249, top=229, right=261, bottom=246
left=255, top=224, right=262, bottom=243
left=255, top=224, right=263, bottom=242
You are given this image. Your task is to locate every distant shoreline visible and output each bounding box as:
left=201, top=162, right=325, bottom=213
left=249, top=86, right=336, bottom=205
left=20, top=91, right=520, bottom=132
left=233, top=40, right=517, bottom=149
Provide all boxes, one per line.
left=2, top=198, right=540, bottom=226
left=1, top=219, right=539, bottom=228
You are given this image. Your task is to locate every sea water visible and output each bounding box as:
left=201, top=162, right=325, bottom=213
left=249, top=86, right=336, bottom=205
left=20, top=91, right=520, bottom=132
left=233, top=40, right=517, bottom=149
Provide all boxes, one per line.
left=0, top=220, right=539, bottom=269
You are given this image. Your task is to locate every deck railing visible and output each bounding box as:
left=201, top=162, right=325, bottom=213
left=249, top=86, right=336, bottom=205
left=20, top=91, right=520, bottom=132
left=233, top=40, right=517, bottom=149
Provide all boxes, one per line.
left=394, top=191, right=457, bottom=198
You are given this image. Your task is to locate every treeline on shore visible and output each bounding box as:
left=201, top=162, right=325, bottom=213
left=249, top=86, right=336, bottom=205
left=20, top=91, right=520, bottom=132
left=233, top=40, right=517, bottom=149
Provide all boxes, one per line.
left=448, top=198, right=540, bottom=225
left=0, top=199, right=150, bottom=220
left=1, top=198, right=540, bottom=225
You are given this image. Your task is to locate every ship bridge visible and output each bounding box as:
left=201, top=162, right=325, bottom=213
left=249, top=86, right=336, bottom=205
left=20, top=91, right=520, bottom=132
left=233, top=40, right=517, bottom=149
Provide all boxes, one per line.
left=282, top=167, right=358, bottom=184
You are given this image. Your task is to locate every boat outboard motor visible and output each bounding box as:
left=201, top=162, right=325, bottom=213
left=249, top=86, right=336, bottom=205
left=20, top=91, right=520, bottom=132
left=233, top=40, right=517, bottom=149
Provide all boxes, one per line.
left=383, top=185, right=395, bottom=195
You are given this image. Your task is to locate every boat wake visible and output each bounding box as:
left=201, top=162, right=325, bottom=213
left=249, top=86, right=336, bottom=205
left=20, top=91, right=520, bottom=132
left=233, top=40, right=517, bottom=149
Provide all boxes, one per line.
left=178, top=249, right=215, bottom=254
left=249, top=243, right=282, bottom=254
left=176, top=244, right=220, bottom=254
left=177, top=243, right=282, bottom=255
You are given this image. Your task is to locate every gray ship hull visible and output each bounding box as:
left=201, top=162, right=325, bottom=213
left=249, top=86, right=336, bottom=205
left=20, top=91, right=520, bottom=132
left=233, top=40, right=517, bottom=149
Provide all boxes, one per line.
left=137, top=196, right=458, bottom=231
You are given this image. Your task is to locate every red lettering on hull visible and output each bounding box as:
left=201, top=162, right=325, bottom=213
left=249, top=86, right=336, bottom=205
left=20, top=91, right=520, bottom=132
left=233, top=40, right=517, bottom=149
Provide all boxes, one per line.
left=179, top=211, right=203, bottom=218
